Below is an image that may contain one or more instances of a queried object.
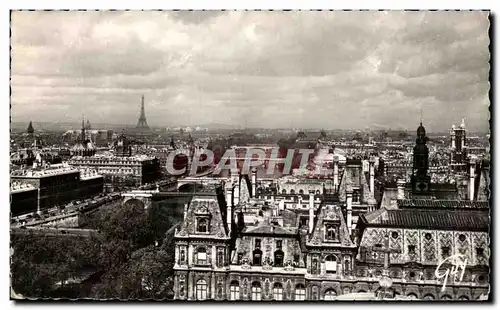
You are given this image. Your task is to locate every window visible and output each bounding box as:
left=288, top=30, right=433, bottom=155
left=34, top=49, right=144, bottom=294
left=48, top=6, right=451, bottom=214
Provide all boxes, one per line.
left=299, top=189, right=304, bottom=194
left=391, top=231, right=399, bottom=239
left=197, top=218, right=208, bottom=233
left=253, top=249, right=262, bottom=266
left=476, top=248, right=484, bottom=256
left=409, top=271, right=416, bottom=279
left=325, top=255, right=337, bottom=274
left=458, top=296, right=469, bottom=301
left=196, top=279, right=207, bottom=300
left=407, top=293, right=418, bottom=300
left=230, top=281, right=240, bottom=301
left=353, top=190, right=360, bottom=203
left=180, top=249, right=186, bottom=264
left=295, top=284, right=306, bottom=301
left=273, top=283, right=283, bottom=300
left=459, top=234, right=466, bottom=242
left=216, top=250, right=224, bottom=267
left=425, top=233, right=432, bottom=240
left=300, top=217, right=308, bottom=227
left=237, top=253, right=243, bottom=264
left=324, top=289, right=337, bottom=300
left=197, top=247, right=207, bottom=265
left=312, top=257, right=320, bottom=274
left=441, top=295, right=452, bottom=300
left=290, top=189, right=295, bottom=195
left=274, top=250, right=284, bottom=267
left=276, top=240, right=282, bottom=250
left=294, top=254, right=300, bottom=264
left=408, top=245, right=416, bottom=254
left=441, top=246, right=450, bottom=258
left=282, top=189, right=287, bottom=194
left=251, top=282, right=262, bottom=300
left=255, top=239, right=261, bottom=249
left=325, top=224, right=336, bottom=241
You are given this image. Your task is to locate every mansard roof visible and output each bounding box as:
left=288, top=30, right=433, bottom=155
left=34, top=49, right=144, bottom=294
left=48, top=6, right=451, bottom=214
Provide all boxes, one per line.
left=360, top=207, right=489, bottom=232
left=175, top=194, right=229, bottom=239
left=307, top=203, right=355, bottom=247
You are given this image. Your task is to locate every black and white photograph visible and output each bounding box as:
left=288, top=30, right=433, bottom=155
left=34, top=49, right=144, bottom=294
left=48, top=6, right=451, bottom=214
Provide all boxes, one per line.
left=9, top=9, right=491, bottom=302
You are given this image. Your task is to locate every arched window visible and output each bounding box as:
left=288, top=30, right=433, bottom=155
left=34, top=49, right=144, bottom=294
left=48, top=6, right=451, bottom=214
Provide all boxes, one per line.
left=295, top=284, right=306, bottom=301
left=196, top=279, right=207, bottom=300
left=273, top=283, right=283, bottom=300
left=407, top=293, right=418, bottom=300
left=197, top=218, right=208, bottom=233
left=458, top=295, right=469, bottom=300
left=353, top=190, right=360, bottom=202
left=324, top=289, right=337, bottom=300
left=251, top=282, right=262, bottom=300
left=290, top=189, right=295, bottom=195
left=253, top=249, right=262, bottom=266
left=282, top=189, right=287, bottom=194
left=316, top=190, right=320, bottom=194
left=274, top=250, right=284, bottom=267
left=197, top=247, right=207, bottom=265
left=325, top=255, right=337, bottom=274
left=423, top=294, right=435, bottom=300
left=441, top=295, right=452, bottom=300
left=299, top=189, right=304, bottom=194
left=230, top=281, right=240, bottom=301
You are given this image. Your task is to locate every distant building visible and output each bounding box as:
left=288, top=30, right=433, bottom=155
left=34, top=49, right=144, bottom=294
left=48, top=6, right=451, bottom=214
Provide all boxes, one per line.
left=450, top=119, right=468, bottom=172
left=10, top=165, right=103, bottom=215
left=10, top=182, right=38, bottom=216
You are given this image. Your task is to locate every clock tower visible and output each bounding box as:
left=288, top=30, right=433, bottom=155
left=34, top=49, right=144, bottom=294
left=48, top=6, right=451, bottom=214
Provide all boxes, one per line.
left=411, top=121, right=431, bottom=195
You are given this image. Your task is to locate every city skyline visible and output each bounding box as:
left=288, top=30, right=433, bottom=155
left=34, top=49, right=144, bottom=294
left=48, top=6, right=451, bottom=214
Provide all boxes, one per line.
left=11, top=11, right=490, bottom=132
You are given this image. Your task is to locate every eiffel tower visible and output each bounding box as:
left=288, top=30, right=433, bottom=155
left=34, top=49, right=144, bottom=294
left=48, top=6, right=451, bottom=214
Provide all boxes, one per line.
left=136, top=95, right=150, bottom=130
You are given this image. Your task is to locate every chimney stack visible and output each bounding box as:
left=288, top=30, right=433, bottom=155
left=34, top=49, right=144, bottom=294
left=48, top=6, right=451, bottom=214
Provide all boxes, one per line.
left=251, top=168, right=257, bottom=198
left=183, top=203, right=189, bottom=220
left=346, top=190, right=353, bottom=235
left=333, top=156, right=339, bottom=192
left=369, top=157, right=375, bottom=196
left=226, top=184, right=233, bottom=229
left=397, top=179, right=405, bottom=200
left=469, top=159, right=476, bottom=201
left=308, top=191, right=315, bottom=234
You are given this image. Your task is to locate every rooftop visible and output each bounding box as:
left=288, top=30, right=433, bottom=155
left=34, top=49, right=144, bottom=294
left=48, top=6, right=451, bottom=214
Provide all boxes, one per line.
left=362, top=207, right=489, bottom=231
left=11, top=167, right=79, bottom=178
left=397, top=199, right=489, bottom=210
left=10, top=182, right=36, bottom=193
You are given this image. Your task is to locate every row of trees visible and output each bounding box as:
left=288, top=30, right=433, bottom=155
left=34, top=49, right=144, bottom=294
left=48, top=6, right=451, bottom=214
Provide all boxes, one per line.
left=11, top=198, right=185, bottom=299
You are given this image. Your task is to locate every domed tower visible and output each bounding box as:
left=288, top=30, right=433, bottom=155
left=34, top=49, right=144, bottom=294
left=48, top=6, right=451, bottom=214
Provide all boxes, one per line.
left=411, top=121, right=431, bottom=195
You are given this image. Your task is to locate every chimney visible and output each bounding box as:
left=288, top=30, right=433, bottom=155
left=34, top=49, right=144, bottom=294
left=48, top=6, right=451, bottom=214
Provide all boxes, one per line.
left=251, top=168, right=257, bottom=198
left=333, top=156, right=339, bottom=192
left=226, top=185, right=233, bottom=229
left=397, top=179, right=405, bottom=200
left=308, top=191, right=315, bottom=234
left=346, top=190, right=353, bottom=235
left=451, top=129, right=456, bottom=149
left=469, top=159, right=476, bottom=201
left=369, top=157, right=375, bottom=196
left=183, top=203, right=188, bottom=220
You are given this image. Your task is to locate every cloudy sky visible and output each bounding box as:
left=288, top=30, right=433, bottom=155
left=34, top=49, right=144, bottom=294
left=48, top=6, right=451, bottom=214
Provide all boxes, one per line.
left=11, top=10, right=490, bottom=131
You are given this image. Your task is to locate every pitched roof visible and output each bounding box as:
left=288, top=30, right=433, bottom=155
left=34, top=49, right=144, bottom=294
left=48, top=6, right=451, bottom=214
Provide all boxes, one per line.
left=362, top=208, right=489, bottom=231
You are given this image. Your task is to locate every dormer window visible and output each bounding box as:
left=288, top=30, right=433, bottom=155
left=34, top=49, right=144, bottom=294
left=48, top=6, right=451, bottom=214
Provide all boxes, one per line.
left=353, top=189, right=360, bottom=203
left=255, top=239, right=261, bottom=249
left=325, top=224, right=337, bottom=241
left=276, top=240, right=282, bottom=250
left=197, top=218, right=208, bottom=233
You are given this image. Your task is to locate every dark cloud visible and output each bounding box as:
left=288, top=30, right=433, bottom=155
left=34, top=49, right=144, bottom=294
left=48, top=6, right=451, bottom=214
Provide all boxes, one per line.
left=10, top=11, right=490, bottom=132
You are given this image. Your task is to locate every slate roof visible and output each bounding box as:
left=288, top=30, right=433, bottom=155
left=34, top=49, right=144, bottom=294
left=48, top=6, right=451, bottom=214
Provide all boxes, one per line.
left=362, top=208, right=489, bottom=231
left=244, top=223, right=296, bottom=235
left=397, top=199, right=489, bottom=210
